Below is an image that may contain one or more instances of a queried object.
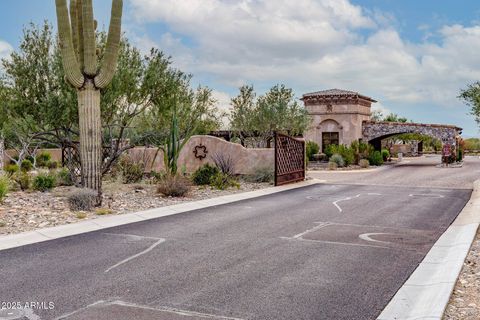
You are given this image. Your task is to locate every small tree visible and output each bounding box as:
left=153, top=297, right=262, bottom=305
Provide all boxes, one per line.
left=229, top=84, right=310, bottom=147
left=55, top=0, right=123, bottom=202
left=459, top=82, right=480, bottom=126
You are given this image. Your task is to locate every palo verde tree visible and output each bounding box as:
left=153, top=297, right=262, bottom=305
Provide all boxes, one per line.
left=230, top=85, right=310, bottom=147
left=459, top=82, right=480, bottom=126
left=55, top=0, right=123, bottom=200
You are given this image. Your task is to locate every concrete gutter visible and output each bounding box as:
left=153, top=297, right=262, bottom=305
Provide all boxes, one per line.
left=377, top=179, right=480, bottom=320
left=0, top=179, right=323, bottom=252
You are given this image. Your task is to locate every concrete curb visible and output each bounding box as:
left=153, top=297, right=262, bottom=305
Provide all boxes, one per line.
left=377, top=179, right=480, bottom=320
left=0, top=179, right=324, bottom=252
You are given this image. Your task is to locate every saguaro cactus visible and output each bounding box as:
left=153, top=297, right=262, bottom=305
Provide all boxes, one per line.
left=55, top=0, right=122, bottom=201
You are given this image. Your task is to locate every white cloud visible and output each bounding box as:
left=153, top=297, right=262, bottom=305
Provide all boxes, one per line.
left=211, top=89, right=232, bottom=129
left=129, top=0, right=480, bottom=132
left=0, top=40, right=13, bottom=60
left=131, top=0, right=375, bottom=65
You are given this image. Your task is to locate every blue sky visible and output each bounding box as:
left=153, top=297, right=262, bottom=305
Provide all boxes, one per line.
left=1, top=0, right=480, bottom=137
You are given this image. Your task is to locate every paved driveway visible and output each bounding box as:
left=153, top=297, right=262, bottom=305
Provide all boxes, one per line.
left=0, top=170, right=473, bottom=320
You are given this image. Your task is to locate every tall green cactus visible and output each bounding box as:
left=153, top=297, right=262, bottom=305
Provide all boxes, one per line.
left=164, top=104, right=186, bottom=175
left=55, top=0, right=122, bottom=202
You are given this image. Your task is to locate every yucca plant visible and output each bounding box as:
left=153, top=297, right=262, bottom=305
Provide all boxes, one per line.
left=55, top=0, right=123, bottom=203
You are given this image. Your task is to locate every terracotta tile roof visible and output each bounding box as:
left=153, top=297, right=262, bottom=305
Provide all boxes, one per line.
left=302, top=88, right=377, bottom=102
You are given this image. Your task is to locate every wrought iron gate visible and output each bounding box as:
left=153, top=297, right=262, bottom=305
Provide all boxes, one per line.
left=274, top=132, right=305, bottom=186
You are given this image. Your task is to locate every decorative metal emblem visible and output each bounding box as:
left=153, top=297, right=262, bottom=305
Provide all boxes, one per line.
left=193, top=144, right=208, bottom=159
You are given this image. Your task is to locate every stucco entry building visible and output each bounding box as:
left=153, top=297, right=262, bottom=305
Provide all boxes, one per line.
left=302, top=89, right=376, bottom=151
left=302, top=89, right=462, bottom=152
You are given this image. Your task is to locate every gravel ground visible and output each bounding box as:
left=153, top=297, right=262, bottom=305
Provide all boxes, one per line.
left=443, top=228, right=480, bottom=320
left=0, top=180, right=270, bottom=236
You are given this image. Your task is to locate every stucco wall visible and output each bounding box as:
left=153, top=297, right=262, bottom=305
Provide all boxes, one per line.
left=304, top=103, right=370, bottom=150
left=3, top=148, right=63, bottom=166
left=127, top=135, right=274, bottom=175
left=2, top=137, right=273, bottom=175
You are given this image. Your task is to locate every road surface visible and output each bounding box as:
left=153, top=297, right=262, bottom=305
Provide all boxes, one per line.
left=0, top=156, right=478, bottom=320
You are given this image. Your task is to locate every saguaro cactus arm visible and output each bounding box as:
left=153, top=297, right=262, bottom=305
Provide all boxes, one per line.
left=69, top=0, right=79, bottom=59
left=94, top=0, right=123, bottom=89
left=55, top=0, right=85, bottom=88
left=82, top=0, right=97, bottom=76
left=76, top=0, right=85, bottom=69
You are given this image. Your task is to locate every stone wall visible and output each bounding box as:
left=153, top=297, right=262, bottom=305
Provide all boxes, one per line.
left=362, top=121, right=460, bottom=146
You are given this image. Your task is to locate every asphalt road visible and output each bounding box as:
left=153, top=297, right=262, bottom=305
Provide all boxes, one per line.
left=0, top=170, right=473, bottom=320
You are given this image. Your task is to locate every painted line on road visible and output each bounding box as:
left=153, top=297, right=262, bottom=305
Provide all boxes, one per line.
left=54, top=300, right=107, bottom=320
left=102, top=232, right=162, bottom=241
left=59, top=300, right=246, bottom=320
left=281, top=236, right=391, bottom=249
left=332, top=193, right=382, bottom=212
left=359, top=233, right=391, bottom=244
left=291, top=222, right=331, bottom=239
left=409, top=193, right=445, bottom=198
left=103, top=233, right=166, bottom=273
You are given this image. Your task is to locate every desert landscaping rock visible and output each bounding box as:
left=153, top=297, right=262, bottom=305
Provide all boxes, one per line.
left=443, top=228, right=480, bottom=320
left=0, top=180, right=270, bottom=235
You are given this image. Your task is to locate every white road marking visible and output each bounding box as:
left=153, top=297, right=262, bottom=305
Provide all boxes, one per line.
left=359, top=233, right=391, bottom=244
left=103, top=233, right=166, bottom=273
left=332, top=193, right=381, bottom=212
left=103, top=232, right=162, bottom=241
left=108, top=301, right=245, bottom=320
left=54, top=301, right=107, bottom=320
left=291, top=222, right=331, bottom=239
left=409, top=194, right=445, bottom=198
left=281, top=236, right=390, bottom=249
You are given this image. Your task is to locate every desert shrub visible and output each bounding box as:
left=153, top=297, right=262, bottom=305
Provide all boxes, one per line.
left=33, top=173, right=56, bottom=192
left=326, top=144, right=354, bottom=166
left=328, top=161, right=338, bottom=170
left=312, top=153, right=327, bottom=161
left=76, top=212, right=87, bottom=219
left=359, top=159, right=370, bottom=168
left=324, top=144, right=336, bottom=158
left=25, top=155, right=34, bottom=163
left=20, top=159, right=33, bottom=172
left=0, top=175, right=9, bottom=203
left=4, top=164, right=19, bottom=175
left=306, top=141, right=320, bottom=161
left=329, top=153, right=345, bottom=167
left=368, top=151, right=384, bottom=166
left=157, top=174, right=190, bottom=197
left=351, top=140, right=374, bottom=164
left=211, top=152, right=236, bottom=176
left=192, top=163, right=219, bottom=186
left=119, top=156, right=144, bottom=184
left=56, top=167, right=74, bottom=186
left=381, top=149, right=390, bottom=161
left=95, top=208, right=113, bottom=215
left=150, top=171, right=166, bottom=183
left=210, top=172, right=240, bottom=190
left=12, top=172, right=31, bottom=190
left=68, top=188, right=97, bottom=211
left=47, top=161, right=59, bottom=169
left=36, top=152, right=52, bottom=167
left=244, top=166, right=274, bottom=183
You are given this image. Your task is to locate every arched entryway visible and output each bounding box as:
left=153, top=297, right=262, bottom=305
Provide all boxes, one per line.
left=317, top=119, right=343, bottom=152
